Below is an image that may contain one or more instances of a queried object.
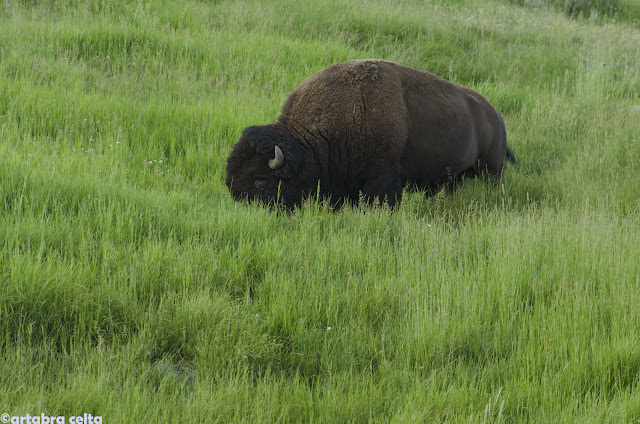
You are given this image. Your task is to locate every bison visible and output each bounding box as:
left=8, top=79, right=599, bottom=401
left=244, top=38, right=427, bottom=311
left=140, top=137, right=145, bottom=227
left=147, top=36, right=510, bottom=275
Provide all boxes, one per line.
left=226, top=59, right=515, bottom=209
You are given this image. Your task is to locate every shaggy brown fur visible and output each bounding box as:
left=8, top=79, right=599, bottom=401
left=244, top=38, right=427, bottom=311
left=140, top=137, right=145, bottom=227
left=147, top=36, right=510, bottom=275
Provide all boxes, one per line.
left=226, top=59, right=515, bottom=208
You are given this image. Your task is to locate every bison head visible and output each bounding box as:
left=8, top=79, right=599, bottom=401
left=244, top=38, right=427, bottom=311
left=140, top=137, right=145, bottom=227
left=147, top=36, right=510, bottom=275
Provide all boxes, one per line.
left=225, top=124, right=315, bottom=208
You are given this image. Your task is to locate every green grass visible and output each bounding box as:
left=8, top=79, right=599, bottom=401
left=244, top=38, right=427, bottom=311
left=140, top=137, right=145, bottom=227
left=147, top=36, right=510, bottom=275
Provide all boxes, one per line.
left=1, top=0, right=640, bottom=422
left=510, top=0, right=640, bottom=22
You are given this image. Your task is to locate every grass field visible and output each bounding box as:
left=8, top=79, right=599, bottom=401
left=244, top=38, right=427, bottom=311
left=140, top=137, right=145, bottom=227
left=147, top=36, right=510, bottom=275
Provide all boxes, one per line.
left=1, top=0, right=640, bottom=422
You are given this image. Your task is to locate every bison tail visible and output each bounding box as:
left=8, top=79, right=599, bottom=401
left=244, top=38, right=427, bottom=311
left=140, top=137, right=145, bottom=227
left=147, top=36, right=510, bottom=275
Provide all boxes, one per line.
left=505, top=147, right=517, bottom=164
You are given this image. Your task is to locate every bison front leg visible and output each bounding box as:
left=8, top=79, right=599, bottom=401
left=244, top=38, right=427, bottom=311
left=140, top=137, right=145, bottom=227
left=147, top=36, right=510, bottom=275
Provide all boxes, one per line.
left=361, top=172, right=403, bottom=208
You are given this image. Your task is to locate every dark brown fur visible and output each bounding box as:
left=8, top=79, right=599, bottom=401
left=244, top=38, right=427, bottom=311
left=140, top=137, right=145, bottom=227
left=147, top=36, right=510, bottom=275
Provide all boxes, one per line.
left=226, top=59, right=515, bottom=208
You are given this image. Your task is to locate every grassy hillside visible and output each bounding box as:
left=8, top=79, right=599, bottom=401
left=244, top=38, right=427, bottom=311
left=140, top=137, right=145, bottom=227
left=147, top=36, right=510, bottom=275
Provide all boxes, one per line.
left=1, top=0, right=639, bottom=422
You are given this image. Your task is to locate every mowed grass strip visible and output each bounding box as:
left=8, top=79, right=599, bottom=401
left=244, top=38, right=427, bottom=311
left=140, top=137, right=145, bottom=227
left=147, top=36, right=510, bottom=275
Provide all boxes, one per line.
left=1, top=0, right=640, bottom=422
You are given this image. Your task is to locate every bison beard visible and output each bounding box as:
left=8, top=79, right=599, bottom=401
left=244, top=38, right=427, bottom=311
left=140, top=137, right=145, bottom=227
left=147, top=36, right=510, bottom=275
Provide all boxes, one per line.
left=226, top=59, right=516, bottom=209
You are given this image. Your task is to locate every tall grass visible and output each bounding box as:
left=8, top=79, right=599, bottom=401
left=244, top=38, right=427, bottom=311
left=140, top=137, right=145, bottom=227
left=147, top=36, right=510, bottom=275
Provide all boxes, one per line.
left=1, top=0, right=640, bottom=422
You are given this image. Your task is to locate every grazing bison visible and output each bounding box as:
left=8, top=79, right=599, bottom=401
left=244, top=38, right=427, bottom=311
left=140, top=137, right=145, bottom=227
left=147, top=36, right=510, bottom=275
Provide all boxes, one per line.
left=226, top=59, right=515, bottom=208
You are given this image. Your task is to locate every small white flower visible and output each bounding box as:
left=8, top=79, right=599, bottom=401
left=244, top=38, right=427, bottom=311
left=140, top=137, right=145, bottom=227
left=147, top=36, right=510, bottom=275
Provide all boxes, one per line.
left=159, top=160, right=163, bottom=164
left=149, top=161, right=153, bottom=165
left=109, top=144, right=113, bottom=147
left=327, top=327, right=332, bottom=331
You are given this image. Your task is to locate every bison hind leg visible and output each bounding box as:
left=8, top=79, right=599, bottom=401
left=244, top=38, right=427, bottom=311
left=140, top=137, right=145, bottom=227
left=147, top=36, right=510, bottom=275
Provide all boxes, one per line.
left=444, top=167, right=479, bottom=195
left=477, top=155, right=507, bottom=181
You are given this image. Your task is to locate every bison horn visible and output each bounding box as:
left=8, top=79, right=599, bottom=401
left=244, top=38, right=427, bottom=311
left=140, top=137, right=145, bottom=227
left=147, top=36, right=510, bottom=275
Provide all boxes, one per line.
left=268, top=145, right=284, bottom=170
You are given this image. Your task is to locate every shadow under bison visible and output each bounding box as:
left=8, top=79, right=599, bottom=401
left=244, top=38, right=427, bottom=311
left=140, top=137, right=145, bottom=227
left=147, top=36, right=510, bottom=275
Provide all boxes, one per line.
left=226, top=59, right=516, bottom=209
